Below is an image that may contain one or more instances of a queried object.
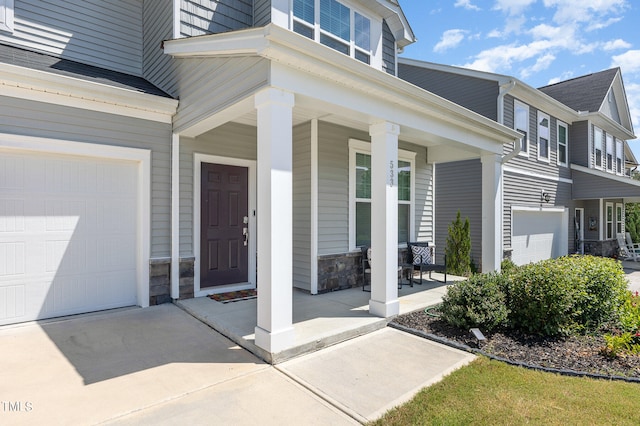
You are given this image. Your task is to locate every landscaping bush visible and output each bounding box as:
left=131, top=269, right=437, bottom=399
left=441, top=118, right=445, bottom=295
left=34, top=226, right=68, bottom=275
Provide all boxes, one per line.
left=506, top=255, right=628, bottom=336
left=439, top=272, right=509, bottom=331
left=445, top=211, right=472, bottom=277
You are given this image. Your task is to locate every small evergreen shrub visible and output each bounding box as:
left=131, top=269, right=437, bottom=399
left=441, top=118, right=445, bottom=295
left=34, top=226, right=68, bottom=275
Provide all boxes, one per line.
left=500, top=258, right=518, bottom=275
left=445, top=211, right=472, bottom=277
left=439, top=272, right=509, bottom=331
left=506, top=255, right=628, bottom=336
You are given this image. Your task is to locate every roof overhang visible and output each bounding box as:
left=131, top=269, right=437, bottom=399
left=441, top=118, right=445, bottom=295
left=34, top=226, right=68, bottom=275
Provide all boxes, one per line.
left=571, top=164, right=640, bottom=200
left=578, top=111, right=636, bottom=140
left=164, top=25, right=520, bottom=153
left=0, top=62, right=178, bottom=123
left=364, top=0, right=415, bottom=48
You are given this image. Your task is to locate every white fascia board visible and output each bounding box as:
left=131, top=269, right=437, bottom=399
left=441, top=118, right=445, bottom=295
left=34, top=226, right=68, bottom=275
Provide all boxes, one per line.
left=572, top=163, right=640, bottom=187
left=398, top=57, right=578, bottom=124
left=163, top=27, right=269, bottom=57
left=262, top=26, right=521, bottom=146
left=0, top=63, right=178, bottom=123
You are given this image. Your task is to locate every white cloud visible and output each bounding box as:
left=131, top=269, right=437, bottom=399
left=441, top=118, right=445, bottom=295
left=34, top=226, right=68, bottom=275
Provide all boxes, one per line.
left=586, top=16, right=623, bottom=31
left=492, top=0, right=537, bottom=16
left=521, top=54, right=556, bottom=79
left=602, top=39, right=632, bottom=51
left=625, top=82, right=640, bottom=141
left=612, top=50, right=640, bottom=75
left=542, top=0, right=627, bottom=25
left=455, top=0, right=481, bottom=11
left=434, top=29, right=468, bottom=53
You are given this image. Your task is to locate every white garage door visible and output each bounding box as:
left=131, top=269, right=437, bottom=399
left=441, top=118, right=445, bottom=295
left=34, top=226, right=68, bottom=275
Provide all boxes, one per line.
left=512, top=209, right=568, bottom=266
left=0, top=150, right=138, bottom=325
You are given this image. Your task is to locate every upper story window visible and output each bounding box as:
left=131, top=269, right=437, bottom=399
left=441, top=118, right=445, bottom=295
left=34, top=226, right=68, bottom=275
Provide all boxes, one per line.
left=0, top=0, right=14, bottom=33
left=537, top=111, right=550, bottom=162
left=514, top=100, right=529, bottom=156
left=557, top=121, right=568, bottom=167
left=616, top=139, right=624, bottom=176
left=606, top=134, right=614, bottom=173
left=593, top=126, right=603, bottom=169
left=293, top=0, right=372, bottom=64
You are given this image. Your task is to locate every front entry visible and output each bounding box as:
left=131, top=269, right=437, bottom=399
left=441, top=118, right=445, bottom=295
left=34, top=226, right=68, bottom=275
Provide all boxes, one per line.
left=200, top=163, right=249, bottom=288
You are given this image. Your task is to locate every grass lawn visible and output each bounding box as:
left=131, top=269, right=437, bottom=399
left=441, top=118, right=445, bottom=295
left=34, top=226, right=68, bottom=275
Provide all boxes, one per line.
left=372, top=356, right=640, bottom=425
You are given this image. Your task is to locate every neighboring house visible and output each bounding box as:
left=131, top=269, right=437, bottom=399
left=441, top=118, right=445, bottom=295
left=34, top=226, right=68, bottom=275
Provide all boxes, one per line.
left=0, top=0, right=520, bottom=356
left=398, top=59, right=640, bottom=269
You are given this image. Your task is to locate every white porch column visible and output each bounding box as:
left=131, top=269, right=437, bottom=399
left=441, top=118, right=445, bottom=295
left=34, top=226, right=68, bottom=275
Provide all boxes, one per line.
left=369, top=121, right=400, bottom=318
left=171, top=133, right=180, bottom=299
left=481, top=153, right=503, bottom=272
left=254, top=88, right=295, bottom=353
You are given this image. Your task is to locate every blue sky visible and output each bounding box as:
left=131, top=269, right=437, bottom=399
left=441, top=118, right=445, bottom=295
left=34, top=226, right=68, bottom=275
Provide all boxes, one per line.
left=398, top=0, right=640, bottom=159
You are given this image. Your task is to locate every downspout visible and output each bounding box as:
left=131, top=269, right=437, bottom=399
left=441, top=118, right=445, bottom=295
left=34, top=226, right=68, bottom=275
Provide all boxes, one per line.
left=499, top=79, right=521, bottom=164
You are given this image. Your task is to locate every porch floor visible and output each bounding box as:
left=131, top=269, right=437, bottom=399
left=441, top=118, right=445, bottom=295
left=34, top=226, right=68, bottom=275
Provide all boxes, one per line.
left=176, top=273, right=461, bottom=364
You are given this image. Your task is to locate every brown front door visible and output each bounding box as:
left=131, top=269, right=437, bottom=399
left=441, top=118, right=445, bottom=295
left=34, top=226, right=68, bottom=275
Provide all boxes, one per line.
left=201, top=163, right=249, bottom=288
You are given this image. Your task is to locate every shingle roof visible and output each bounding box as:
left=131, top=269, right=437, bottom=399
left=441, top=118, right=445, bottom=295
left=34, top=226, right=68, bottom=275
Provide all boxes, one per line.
left=537, top=68, right=619, bottom=113
left=0, top=43, right=173, bottom=98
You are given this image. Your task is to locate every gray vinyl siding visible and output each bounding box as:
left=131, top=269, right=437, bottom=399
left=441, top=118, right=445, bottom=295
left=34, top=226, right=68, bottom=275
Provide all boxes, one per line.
left=0, top=95, right=172, bottom=257
left=572, top=170, right=640, bottom=200
left=503, top=171, right=573, bottom=250
left=143, top=0, right=175, bottom=93
left=570, top=121, right=590, bottom=168
left=172, top=57, right=269, bottom=133
left=178, top=123, right=257, bottom=256
left=293, top=123, right=312, bottom=291
left=317, top=122, right=358, bottom=255
left=180, top=0, right=253, bottom=37
left=434, top=160, right=482, bottom=269
left=253, top=0, right=271, bottom=27
left=602, top=89, right=621, bottom=124
left=1, top=0, right=143, bottom=76
left=502, top=95, right=572, bottom=181
left=398, top=64, right=498, bottom=121
left=382, top=20, right=396, bottom=76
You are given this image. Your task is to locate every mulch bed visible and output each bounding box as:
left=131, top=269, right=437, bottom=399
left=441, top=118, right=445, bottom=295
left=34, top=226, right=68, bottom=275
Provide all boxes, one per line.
left=392, top=309, right=640, bottom=380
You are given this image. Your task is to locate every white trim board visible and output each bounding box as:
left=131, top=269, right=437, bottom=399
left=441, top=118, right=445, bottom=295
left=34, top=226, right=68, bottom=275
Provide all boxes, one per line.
left=503, top=165, right=573, bottom=184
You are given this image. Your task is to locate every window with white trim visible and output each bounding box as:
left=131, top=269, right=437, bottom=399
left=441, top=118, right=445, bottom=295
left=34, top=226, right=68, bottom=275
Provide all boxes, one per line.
left=606, top=134, right=614, bottom=173
left=537, top=111, right=550, bottom=162
left=616, top=139, right=624, bottom=175
left=606, top=202, right=614, bottom=240
left=616, top=203, right=624, bottom=236
left=594, top=126, right=603, bottom=169
left=293, top=0, right=372, bottom=64
left=514, top=100, right=529, bottom=156
left=557, top=121, right=568, bottom=167
left=0, top=0, right=14, bottom=33
left=349, top=140, right=415, bottom=249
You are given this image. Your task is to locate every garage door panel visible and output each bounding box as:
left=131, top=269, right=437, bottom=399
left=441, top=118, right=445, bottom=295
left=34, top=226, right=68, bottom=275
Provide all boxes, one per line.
left=512, top=210, right=567, bottom=266
left=0, top=150, right=139, bottom=325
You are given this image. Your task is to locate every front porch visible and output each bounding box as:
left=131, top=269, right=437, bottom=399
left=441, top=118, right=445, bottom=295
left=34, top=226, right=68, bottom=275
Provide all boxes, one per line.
left=176, top=273, right=459, bottom=364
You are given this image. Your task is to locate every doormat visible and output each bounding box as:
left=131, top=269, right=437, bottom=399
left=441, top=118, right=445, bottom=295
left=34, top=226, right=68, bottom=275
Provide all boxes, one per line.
left=208, top=289, right=257, bottom=303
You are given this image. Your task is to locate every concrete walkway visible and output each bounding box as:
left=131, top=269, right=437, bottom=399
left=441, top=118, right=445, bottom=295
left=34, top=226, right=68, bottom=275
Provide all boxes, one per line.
left=0, top=303, right=474, bottom=425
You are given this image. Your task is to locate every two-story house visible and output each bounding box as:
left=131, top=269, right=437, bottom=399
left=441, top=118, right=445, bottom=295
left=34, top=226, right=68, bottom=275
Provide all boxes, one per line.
left=398, top=59, right=639, bottom=268
left=0, top=0, right=520, bottom=357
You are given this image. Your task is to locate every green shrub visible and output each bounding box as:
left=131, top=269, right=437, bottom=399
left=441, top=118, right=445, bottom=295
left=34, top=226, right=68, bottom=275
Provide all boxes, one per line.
left=500, top=258, right=518, bottom=275
left=506, top=255, right=628, bottom=336
left=619, top=291, right=640, bottom=333
left=440, top=272, right=510, bottom=331
left=445, top=211, right=472, bottom=277
left=602, top=332, right=640, bottom=358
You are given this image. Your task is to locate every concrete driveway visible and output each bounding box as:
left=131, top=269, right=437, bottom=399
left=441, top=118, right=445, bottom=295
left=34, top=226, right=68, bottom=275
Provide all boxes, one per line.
left=0, top=304, right=355, bottom=425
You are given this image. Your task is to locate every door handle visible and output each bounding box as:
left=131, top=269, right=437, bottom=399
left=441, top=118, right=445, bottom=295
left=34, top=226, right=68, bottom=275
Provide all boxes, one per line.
left=243, top=227, right=248, bottom=246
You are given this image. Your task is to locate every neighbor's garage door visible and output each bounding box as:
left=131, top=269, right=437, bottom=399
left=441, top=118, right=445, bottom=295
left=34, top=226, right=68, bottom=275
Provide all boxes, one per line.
left=0, top=150, right=138, bottom=325
left=512, top=209, right=568, bottom=266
